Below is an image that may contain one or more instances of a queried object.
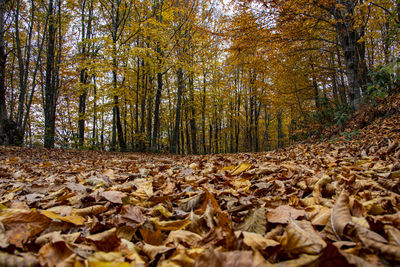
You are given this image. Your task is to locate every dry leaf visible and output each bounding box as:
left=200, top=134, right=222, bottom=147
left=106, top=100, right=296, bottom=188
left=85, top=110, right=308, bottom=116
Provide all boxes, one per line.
left=230, top=163, right=252, bottom=176
left=238, top=207, right=266, bottom=234
left=0, top=208, right=51, bottom=248
left=331, top=191, right=354, bottom=239
left=280, top=219, right=326, bottom=255
left=38, top=241, right=74, bottom=267
left=40, top=210, right=85, bottom=225
left=267, top=205, right=305, bottom=224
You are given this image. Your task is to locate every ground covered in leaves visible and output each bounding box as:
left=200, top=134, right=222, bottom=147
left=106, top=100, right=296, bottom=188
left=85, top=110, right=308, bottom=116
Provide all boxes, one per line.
left=1, top=117, right=400, bottom=266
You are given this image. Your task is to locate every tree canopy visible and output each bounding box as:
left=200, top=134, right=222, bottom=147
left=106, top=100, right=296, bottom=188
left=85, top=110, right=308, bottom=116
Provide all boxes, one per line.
left=0, top=0, right=398, bottom=153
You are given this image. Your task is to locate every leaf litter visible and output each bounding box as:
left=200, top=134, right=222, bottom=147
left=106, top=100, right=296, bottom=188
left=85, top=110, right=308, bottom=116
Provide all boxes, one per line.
left=0, top=114, right=400, bottom=266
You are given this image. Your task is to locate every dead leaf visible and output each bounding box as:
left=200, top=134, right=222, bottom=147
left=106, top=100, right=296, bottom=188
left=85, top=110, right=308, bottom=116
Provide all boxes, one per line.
left=235, top=231, right=280, bottom=251
left=267, top=205, right=305, bottom=224
left=38, top=241, right=74, bottom=267
left=165, top=230, right=202, bottom=247
left=230, top=163, right=252, bottom=176
left=0, top=208, right=51, bottom=248
left=100, top=191, right=126, bottom=204
left=238, top=207, right=267, bottom=234
left=331, top=190, right=354, bottom=239
left=86, top=228, right=121, bottom=252
left=40, top=210, right=85, bottom=225
left=280, top=219, right=326, bottom=255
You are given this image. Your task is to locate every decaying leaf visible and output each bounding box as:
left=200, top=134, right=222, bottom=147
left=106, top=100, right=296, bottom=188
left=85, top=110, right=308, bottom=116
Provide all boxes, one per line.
left=0, top=208, right=51, bottom=248
left=331, top=190, right=354, bottom=239
left=235, top=231, right=280, bottom=251
left=280, top=219, right=326, bottom=255
left=86, top=228, right=121, bottom=252
left=230, top=162, right=252, bottom=176
left=267, top=205, right=305, bottom=224
left=38, top=241, right=74, bottom=267
left=72, top=205, right=107, bottom=216
left=238, top=207, right=266, bottom=234
left=40, top=210, right=86, bottom=225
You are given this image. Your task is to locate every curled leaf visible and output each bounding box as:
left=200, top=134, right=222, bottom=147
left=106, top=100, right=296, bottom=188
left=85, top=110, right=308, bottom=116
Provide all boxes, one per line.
left=331, top=191, right=354, bottom=239
left=238, top=207, right=266, bottom=235
left=280, top=219, right=326, bottom=255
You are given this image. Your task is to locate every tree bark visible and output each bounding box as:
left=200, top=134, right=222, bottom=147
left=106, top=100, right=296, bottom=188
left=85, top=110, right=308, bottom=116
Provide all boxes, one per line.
left=44, top=0, right=57, bottom=148
left=171, top=67, right=183, bottom=153
left=0, top=0, right=7, bottom=144
left=188, top=73, right=197, bottom=154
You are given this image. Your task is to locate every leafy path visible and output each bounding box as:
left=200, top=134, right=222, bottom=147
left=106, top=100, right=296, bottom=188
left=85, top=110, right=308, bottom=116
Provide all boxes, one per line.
left=0, top=115, right=400, bottom=266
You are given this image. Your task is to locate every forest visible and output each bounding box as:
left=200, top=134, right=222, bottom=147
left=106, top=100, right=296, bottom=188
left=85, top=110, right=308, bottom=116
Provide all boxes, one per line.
left=1, top=1, right=400, bottom=266
left=0, top=0, right=398, bottom=153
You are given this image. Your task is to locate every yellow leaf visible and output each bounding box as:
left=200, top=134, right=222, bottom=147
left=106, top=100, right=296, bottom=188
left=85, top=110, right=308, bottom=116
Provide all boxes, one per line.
left=151, top=218, right=191, bottom=231
left=153, top=205, right=173, bottom=218
left=40, top=210, right=85, bottom=225
left=230, top=162, right=252, bottom=175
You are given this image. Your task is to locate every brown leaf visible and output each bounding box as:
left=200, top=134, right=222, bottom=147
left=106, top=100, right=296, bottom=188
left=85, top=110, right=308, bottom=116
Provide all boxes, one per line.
left=194, top=249, right=255, bottom=267
left=141, top=243, right=175, bottom=261
left=267, top=205, right=305, bottom=224
left=100, top=190, right=127, bottom=204
left=268, top=254, right=319, bottom=267
left=0, top=208, right=51, bottom=248
left=331, top=190, right=354, bottom=239
left=72, top=205, right=107, bottom=216
left=165, top=230, right=202, bottom=247
left=139, top=227, right=164, bottom=245
left=38, top=241, right=74, bottom=267
left=235, top=231, right=280, bottom=251
left=86, top=228, right=121, bottom=252
left=238, top=207, right=266, bottom=235
left=280, top=219, right=326, bottom=255
left=385, top=225, right=400, bottom=245
left=118, top=205, right=146, bottom=228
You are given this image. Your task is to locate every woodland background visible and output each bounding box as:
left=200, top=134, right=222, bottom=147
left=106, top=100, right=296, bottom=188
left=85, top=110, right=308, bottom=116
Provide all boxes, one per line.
left=0, top=0, right=399, bottom=153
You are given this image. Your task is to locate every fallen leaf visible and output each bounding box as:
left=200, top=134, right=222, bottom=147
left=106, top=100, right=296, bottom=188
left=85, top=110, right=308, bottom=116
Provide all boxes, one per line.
left=280, top=219, right=326, bottom=255
left=267, top=205, right=305, bottom=224
left=238, top=207, right=267, bottom=234
left=230, top=163, right=252, bottom=176
left=40, top=210, right=86, bottom=225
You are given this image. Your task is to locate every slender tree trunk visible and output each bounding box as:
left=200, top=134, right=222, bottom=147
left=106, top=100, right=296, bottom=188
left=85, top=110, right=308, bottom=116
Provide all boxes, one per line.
left=188, top=73, right=197, bottom=154
left=152, top=0, right=163, bottom=152
left=146, top=76, right=153, bottom=149
left=277, top=110, right=283, bottom=149
left=152, top=71, right=162, bottom=151
left=92, top=75, right=97, bottom=148
left=171, top=67, right=183, bottom=153
left=201, top=73, right=206, bottom=153
left=44, top=0, right=57, bottom=148
left=78, top=0, right=93, bottom=148
left=16, top=0, right=34, bottom=132
left=0, top=0, right=7, bottom=144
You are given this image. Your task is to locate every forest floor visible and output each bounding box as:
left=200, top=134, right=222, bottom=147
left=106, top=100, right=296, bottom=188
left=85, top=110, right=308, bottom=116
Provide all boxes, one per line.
left=0, top=98, right=400, bottom=266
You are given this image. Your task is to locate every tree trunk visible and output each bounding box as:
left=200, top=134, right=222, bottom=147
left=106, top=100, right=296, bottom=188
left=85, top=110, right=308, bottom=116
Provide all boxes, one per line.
left=151, top=0, right=163, bottom=152
left=189, top=73, right=197, bottom=154
left=0, top=0, right=7, bottom=144
left=78, top=0, right=93, bottom=148
left=330, top=1, right=362, bottom=111
left=171, top=67, right=183, bottom=153
left=44, top=0, right=57, bottom=148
